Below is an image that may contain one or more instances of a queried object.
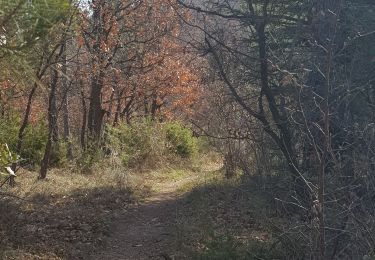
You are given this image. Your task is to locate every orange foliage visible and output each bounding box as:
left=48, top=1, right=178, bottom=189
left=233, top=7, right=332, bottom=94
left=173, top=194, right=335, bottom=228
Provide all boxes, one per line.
left=77, top=0, right=203, bottom=123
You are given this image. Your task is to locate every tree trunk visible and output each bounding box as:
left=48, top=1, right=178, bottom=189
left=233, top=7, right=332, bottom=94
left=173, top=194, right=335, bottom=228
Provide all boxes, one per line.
left=87, top=1, right=105, bottom=143
left=143, top=97, right=149, bottom=116
left=113, top=89, right=123, bottom=126
left=256, top=22, right=312, bottom=204
left=40, top=64, right=60, bottom=179
left=61, top=41, right=73, bottom=159
left=88, top=71, right=105, bottom=142
left=107, top=87, right=115, bottom=121
left=80, top=83, right=87, bottom=150
left=120, top=86, right=136, bottom=125
left=310, top=1, right=341, bottom=258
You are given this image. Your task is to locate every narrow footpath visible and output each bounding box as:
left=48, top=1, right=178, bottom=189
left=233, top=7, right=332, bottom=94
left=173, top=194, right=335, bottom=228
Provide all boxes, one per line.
left=91, top=175, right=200, bottom=260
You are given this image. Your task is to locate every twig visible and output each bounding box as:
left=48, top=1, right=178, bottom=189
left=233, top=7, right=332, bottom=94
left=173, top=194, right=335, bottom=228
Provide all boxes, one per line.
left=0, top=191, right=29, bottom=201
left=0, top=176, right=11, bottom=188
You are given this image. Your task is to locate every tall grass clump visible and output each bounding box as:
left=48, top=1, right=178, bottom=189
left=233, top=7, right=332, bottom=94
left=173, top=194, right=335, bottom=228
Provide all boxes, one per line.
left=107, top=119, right=199, bottom=169
left=107, top=119, right=166, bottom=168
left=164, top=121, right=198, bottom=158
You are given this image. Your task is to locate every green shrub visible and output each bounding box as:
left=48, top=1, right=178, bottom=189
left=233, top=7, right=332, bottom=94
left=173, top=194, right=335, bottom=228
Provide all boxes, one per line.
left=164, top=122, right=198, bottom=158
left=107, top=119, right=166, bottom=168
left=21, top=120, right=47, bottom=165
left=0, top=114, right=19, bottom=151
left=0, top=115, right=47, bottom=165
left=76, top=141, right=104, bottom=174
left=49, top=140, right=68, bottom=167
left=107, top=120, right=199, bottom=168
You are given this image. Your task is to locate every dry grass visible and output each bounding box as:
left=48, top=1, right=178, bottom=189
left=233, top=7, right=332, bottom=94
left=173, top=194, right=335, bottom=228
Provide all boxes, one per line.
left=173, top=173, right=289, bottom=259
left=0, top=152, right=221, bottom=259
left=0, top=163, right=137, bottom=260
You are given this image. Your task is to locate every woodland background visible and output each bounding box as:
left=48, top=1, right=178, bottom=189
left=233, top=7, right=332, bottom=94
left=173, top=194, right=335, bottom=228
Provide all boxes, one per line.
left=0, top=0, right=374, bottom=259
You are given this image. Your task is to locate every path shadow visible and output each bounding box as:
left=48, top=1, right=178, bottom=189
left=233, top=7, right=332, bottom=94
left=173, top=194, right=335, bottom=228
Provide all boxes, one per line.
left=0, top=185, right=133, bottom=259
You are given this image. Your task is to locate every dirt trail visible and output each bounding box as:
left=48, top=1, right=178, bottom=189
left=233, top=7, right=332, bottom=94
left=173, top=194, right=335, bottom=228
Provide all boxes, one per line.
left=91, top=175, right=199, bottom=260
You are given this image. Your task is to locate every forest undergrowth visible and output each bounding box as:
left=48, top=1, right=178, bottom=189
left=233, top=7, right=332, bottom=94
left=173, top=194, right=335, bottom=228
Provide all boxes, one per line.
left=0, top=148, right=226, bottom=259
left=175, top=171, right=292, bottom=259
left=0, top=147, right=290, bottom=260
